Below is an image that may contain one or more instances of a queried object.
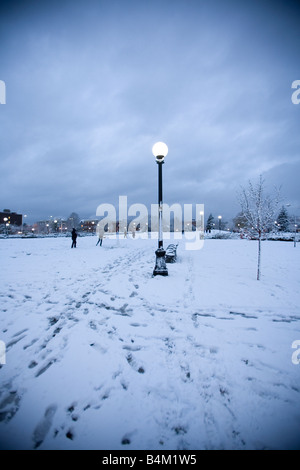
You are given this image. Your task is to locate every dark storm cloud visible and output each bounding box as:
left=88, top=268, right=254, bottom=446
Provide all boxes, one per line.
left=0, top=0, right=299, bottom=223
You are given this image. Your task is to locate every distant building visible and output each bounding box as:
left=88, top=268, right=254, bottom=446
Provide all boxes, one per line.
left=0, top=209, right=22, bottom=226
left=80, top=220, right=98, bottom=232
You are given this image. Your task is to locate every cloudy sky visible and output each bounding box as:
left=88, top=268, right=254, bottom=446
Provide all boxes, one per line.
left=0, top=0, right=299, bottom=224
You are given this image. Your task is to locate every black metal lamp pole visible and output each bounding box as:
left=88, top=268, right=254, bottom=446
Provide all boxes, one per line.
left=218, top=215, right=222, bottom=232
left=152, top=142, right=168, bottom=276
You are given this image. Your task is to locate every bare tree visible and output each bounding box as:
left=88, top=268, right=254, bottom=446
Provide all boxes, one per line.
left=238, top=175, right=280, bottom=280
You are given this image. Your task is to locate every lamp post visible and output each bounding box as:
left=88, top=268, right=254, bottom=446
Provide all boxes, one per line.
left=218, top=215, right=222, bottom=232
left=22, top=214, right=27, bottom=234
left=3, top=217, right=8, bottom=236
left=286, top=204, right=299, bottom=247
left=152, top=141, right=168, bottom=276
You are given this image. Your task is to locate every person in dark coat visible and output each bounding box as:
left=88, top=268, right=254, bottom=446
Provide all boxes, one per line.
left=71, top=228, right=77, bottom=248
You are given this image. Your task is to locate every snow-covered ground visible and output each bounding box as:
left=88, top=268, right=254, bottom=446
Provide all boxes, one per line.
left=0, top=234, right=300, bottom=450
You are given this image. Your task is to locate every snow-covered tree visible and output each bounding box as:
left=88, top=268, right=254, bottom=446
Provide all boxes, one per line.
left=206, top=214, right=214, bottom=233
left=276, top=206, right=289, bottom=232
left=238, top=175, right=280, bottom=280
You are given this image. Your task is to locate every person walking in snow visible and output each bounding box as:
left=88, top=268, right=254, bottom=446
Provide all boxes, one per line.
left=71, top=228, right=77, bottom=248
left=96, top=223, right=104, bottom=246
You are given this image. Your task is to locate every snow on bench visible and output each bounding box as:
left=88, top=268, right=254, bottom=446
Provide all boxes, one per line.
left=165, top=244, right=178, bottom=263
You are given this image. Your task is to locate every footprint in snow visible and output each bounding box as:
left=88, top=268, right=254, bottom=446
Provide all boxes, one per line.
left=0, top=390, right=22, bottom=423
left=32, top=404, right=57, bottom=449
left=126, top=353, right=145, bottom=374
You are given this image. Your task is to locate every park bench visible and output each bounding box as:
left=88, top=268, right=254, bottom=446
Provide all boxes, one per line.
left=165, top=243, right=178, bottom=263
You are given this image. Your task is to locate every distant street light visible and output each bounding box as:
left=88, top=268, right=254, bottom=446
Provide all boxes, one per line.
left=22, top=214, right=27, bottom=233
left=218, top=215, right=222, bottom=231
left=286, top=204, right=299, bottom=247
left=152, top=142, right=168, bottom=276
left=3, top=217, right=8, bottom=236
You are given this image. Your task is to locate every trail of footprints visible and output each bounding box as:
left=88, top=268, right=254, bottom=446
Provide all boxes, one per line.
left=1, top=296, right=251, bottom=450
left=2, top=250, right=283, bottom=449
left=30, top=361, right=143, bottom=449
left=0, top=270, right=150, bottom=448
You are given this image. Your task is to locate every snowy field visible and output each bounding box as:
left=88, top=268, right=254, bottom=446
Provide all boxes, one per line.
left=0, top=234, right=300, bottom=450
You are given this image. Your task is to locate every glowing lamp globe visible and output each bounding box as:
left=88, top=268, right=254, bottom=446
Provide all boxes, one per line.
left=152, top=142, right=168, bottom=162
